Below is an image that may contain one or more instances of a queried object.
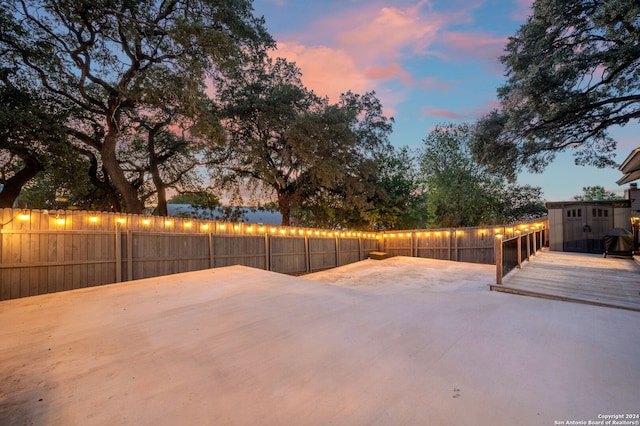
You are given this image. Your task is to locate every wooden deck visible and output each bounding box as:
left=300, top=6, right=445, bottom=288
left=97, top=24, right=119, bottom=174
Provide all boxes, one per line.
left=490, top=250, right=640, bottom=312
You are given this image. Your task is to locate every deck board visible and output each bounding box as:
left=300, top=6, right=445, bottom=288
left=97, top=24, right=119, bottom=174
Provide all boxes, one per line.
left=491, top=250, right=640, bottom=311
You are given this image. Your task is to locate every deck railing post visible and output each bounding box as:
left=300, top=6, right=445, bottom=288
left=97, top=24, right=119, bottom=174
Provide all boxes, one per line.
left=530, top=229, right=536, bottom=256
left=517, top=232, right=522, bottom=269
left=495, top=235, right=503, bottom=285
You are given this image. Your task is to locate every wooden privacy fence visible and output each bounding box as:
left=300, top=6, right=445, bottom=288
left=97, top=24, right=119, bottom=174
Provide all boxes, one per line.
left=379, top=220, right=548, bottom=265
left=0, top=208, right=382, bottom=300
left=0, top=208, right=548, bottom=300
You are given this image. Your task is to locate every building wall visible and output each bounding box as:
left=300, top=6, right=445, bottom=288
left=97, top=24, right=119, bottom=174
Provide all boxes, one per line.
left=614, top=205, right=632, bottom=229
left=546, top=200, right=631, bottom=253
left=624, top=185, right=640, bottom=216
left=548, top=208, right=564, bottom=251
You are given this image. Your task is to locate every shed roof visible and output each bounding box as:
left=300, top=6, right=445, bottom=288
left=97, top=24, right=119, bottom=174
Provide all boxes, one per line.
left=546, top=199, right=631, bottom=209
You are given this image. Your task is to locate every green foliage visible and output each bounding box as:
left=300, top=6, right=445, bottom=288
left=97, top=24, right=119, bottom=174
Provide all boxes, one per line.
left=0, top=73, right=78, bottom=207
left=1, top=0, right=273, bottom=212
left=213, top=57, right=393, bottom=226
left=574, top=185, right=624, bottom=201
left=421, top=123, right=546, bottom=227
left=363, top=147, right=428, bottom=230
left=472, top=0, right=640, bottom=178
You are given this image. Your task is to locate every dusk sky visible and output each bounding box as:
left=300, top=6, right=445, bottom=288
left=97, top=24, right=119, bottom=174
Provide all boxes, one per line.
left=252, top=0, right=638, bottom=201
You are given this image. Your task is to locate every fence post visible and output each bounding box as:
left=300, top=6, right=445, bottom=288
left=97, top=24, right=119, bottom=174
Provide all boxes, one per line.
left=268, top=234, right=273, bottom=271
left=453, top=229, right=458, bottom=261
left=304, top=236, right=310, bottom=273
left=208, top=233, right=214, bottom=269
left=495, top=234, right=503, bottom=285
left=264, top=233, right=269, bottom=271
left=526, top=232, right=531, bottom=261
left=127, top=229, right=133, bottom=281
left=358, top=237, right=362, bottom=261
left=115, top=222, right=122, bottom=283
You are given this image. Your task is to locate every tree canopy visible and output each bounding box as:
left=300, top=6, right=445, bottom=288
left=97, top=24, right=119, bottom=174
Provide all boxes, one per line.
left=471, top=0, right=640, bottom=180
left=363, top=147, right=428, bottom=230
left=574, top=185, right=624, bottom=201
left=0, top=73, right=73, bottom=208
left=1, top=0, right=273, bottom=213
left=212, top=57, right=393, bottom=226
left=421, top=123, right=546, bottom=227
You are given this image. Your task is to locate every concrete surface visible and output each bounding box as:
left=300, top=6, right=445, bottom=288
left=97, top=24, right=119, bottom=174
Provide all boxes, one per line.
left=1, top=256, right=639, bottom=425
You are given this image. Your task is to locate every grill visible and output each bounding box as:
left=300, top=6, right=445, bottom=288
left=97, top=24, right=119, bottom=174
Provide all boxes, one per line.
left=603, top=228, right=634, bottom=258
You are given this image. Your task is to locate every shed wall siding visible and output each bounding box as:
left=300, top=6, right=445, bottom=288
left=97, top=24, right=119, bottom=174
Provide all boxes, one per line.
left=548, top=208, right=564, bottom=251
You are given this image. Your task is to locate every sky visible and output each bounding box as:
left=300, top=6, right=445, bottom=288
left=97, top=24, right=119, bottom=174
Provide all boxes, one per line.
left=251, top=0, right=638, bottom=201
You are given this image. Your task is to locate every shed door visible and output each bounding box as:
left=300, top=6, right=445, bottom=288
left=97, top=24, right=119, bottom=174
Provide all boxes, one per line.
left=588, top=207, right=613, bottom=253
left=563, top=206, right=586, bottom=252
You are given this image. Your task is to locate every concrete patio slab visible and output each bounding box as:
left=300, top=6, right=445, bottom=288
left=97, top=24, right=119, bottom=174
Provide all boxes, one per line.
left=1, top=257, right=639, bottom=425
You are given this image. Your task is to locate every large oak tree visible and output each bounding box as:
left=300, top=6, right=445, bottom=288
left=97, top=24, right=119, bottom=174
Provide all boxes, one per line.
left=472, top=0, right=640, bottom=180
left=1, top=0, right=272, bottom=213
left=213, top=57, right=393, bottom=226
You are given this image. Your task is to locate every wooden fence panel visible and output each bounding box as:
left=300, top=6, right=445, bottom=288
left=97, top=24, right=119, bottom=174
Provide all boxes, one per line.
left=270, top=236, right=306, bottom=274
left=383, top=235, right=413, bottom=257
left=360, top=238, right=379, bottom=258
left=338, top=238, right=360, bottom=266
left=213, top=235, right=266, bottom=270
left=309, top=238, right=337, bottom=271
left=416, top=232, right=452, bottom=261
left=455, top=229, right=495, bottom=264
left=131, top=233, right=210, bottom=280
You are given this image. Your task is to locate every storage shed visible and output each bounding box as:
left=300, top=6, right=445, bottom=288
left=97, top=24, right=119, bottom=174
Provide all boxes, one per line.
left=546, top=200, right=632, bottom=254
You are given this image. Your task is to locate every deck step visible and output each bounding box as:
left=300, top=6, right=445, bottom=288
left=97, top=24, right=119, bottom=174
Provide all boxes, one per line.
left=369, top=252, right=390, bottom=260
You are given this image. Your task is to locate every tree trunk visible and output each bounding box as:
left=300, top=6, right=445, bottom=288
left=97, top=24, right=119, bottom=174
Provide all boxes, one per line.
left=82, top=149, right=121, bottom=212
left=277, top=192, right=291, bottom=226
left=101, top=132, right=144, bottom=214
left=0, top=155, right=43, bottom=208
left=146, top=127, right=168, bottom=216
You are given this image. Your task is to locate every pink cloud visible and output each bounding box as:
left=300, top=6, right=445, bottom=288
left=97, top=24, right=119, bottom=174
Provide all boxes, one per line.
left=365, top=63, right=414, bottom=85
left=422, top=100, right=501, bottom=121
left=274, top=42, right=372, bottom=102
left=440, top=31, right=508, bottom=67
left=335, top=1, right=445, bottom=63
left=423, top=109, right=467, bottom=120
left=270, top=2, right=468, bottom=109
left=421, top=76, right=452, bottom=91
